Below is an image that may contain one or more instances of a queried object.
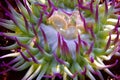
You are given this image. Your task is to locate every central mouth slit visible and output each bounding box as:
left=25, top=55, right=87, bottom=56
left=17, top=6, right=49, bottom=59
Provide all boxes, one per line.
left=48, top=10, right=84, bottom=40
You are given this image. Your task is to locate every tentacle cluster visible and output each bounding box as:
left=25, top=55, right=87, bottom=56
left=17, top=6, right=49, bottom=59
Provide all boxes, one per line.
left=0, top=0, right=120, bottom=80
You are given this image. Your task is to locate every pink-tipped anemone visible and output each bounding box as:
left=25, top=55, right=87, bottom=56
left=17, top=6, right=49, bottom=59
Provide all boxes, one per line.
left=0, top=0, right=120, bottom=80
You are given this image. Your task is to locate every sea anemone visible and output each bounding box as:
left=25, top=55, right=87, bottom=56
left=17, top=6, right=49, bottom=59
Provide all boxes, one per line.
left=0, top=0, right=120, bottom=80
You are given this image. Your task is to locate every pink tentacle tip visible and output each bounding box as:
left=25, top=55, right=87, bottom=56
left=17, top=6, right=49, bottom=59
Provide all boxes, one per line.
left=81, top=66, right=87, bottom=75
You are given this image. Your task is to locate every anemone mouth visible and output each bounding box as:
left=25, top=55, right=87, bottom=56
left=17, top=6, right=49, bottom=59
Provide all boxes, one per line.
left=47, top=10, right=84, bottom=40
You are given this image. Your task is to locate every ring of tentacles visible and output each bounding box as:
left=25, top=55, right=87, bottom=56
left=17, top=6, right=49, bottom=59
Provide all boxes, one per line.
left=0, top=0, right=120, bottom=80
